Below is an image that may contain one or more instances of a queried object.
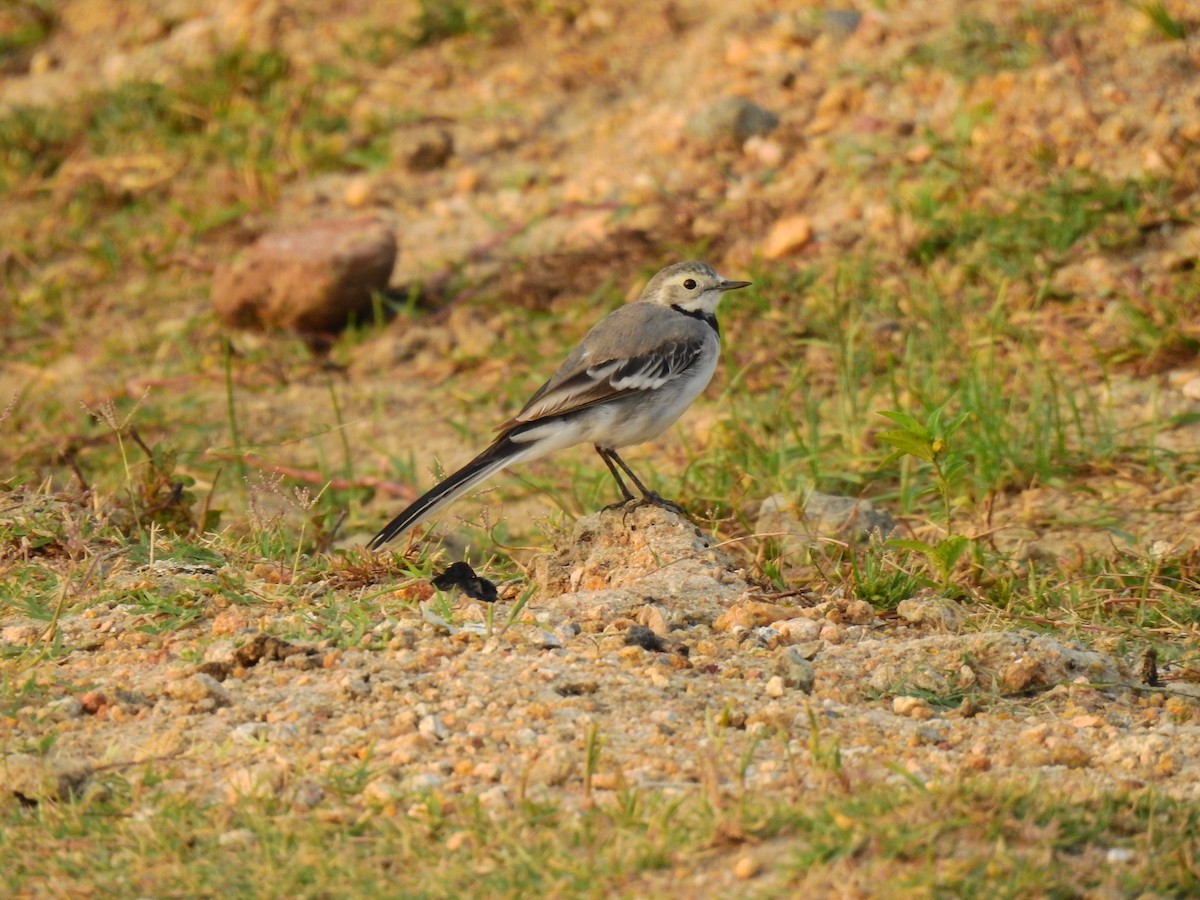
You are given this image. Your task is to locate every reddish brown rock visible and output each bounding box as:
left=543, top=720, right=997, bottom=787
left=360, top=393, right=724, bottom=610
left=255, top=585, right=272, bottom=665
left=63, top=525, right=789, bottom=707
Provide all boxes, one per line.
left=79, top=691, right=109, bottom=715
left=212, top=217, right=397, bottom=334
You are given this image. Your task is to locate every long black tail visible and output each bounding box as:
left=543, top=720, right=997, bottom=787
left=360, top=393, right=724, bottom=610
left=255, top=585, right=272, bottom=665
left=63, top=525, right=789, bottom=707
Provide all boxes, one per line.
left=368, top=434, right=534, bottom=550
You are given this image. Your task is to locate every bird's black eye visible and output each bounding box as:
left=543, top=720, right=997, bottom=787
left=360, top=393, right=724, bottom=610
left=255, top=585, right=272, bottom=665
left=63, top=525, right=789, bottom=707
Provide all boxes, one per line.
left=683, top=279, right=697, bottom=290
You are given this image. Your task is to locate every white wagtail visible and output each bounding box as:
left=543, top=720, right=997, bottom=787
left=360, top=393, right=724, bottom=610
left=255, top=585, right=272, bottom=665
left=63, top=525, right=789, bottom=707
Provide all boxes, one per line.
left=368, top=260, right=751, bottom=549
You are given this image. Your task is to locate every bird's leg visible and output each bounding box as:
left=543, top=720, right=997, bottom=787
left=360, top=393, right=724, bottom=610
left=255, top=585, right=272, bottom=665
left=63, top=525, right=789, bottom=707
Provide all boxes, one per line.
left=596, top=446, right=636, bottom=507
left=602, top=449, right=689, bottom=517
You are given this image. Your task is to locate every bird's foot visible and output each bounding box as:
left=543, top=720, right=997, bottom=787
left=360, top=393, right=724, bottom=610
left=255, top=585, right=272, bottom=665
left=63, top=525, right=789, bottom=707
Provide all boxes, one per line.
left=635, top=493, right=691, bottom=519
left=602, top=493, right=692, bottom=521
left=602, top=496, right=639, bottom=513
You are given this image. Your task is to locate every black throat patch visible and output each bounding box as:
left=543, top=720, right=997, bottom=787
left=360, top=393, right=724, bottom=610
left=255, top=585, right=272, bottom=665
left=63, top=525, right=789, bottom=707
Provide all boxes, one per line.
left=670, top=304, right=719, bottom=337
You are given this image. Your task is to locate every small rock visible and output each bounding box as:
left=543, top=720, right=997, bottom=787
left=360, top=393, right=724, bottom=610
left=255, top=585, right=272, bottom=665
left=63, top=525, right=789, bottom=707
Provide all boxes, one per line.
left=1021, top=723, right=1051, bottom=745
left=795, top=640, right=823, bottom=660
left=822, top=9, right=863, bottom=36
left=1165, top=687, right=1200, bottom=707
left=212, top=217, right=397, bottom=334
left=896, top=596, right=964, bottom=630
left=224, top=764, right=286, bottom=801
left=455, top=167, right=482, bottom=193
left=869, top=658, right=948, bottom=697
left=168, top=672, right=232, bottom=709
left=915, top=724, right=946, bottom=745
left=818, top=623, right=843, bottom=643
left=1, top=624, right=37, bottom=644
left=529, top=745, right=575, bottom=787
left=394, top=125, right=454, bottom=172
left=1001, top=657, right=1043, bottom=693
left=774, top=646, right=816, bottom=694
left=343, top=175, right=375, bottom=208
left=762, top=216, right=813, bottom=259
left=79, top=691, right=109, bottom=716
left=963, top=753, right=991, bottom=772
left=218, top=828, right=259, bottom=848
left=231, top=722, right=270, bottom=744
left=748, top=626, right=780, bottom=648
left=906, top=144, right=933, bottom=164
left=733, top=854, right=761, bottom=880
left=637, top=604, right=670, bottom=636
left=46, top=696, right=84, bottom=720
left=418, top=715, right=446, bottom=740
left=202, top=639, right=238, bottom=666
left=1179, top=377, right=1200, bottom=401
left=714, top=600, right=798, bottom=632
left=340, top=674, right=372, bottom=699
left=445, top=831, right=472, bottom=852
left=29, top=49, right=58, bottom=76
left=843, top=599, right=876, bottom=626
left=478, top=785, right=509, bottom=809
left=408, top=773, right=446, bottom=793
left=283, top=651, right=320, bottom=671
left=292, top=780, right=325, bottom=808
left=744, top=136, right=785, bottom=167
left=892, top=696, right=933, bottom=718
left=473, top=761, right=502, bottom=782
left=687, top=96, right=779, bottom=145
left=209, top=610, right=248, bottom=637
left=956, top=665, right=977, bottom=690
left=1050, top=743, right=1091, bottom=769
left=554, top=622, right=581, bottom=645
left=775, top=617, right=823, bottom=644
left=756, top=492, right=896, bottom=554
left=764, top=675, right=786, bottom=698
left=361, top=776, right=403, bottom=805
left=1156, top=753, right=1181, bottom=777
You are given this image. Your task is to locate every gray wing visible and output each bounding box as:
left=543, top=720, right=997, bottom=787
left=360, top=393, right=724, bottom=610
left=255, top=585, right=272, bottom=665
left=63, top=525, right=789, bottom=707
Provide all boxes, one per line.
left=497, top=304, right=712, bottom=430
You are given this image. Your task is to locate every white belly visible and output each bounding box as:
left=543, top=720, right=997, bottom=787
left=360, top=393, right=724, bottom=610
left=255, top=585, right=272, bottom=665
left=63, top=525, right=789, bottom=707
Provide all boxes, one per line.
left=605, top=356, right=715, bottom=447
left=509, top=337, right=720, bottom=454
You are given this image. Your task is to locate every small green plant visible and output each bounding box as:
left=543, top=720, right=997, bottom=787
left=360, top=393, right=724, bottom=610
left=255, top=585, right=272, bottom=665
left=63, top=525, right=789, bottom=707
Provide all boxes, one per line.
left=1139, top=1, right=1187, bottom=40
left=806, top=709, right=848, bottom=792
left=876, top=405, right=974, bottom=591
left=493, top=583, right=535, bottom=639
left=81, top=398, right=200, bottom=539
left=907, top=15, right=1040, bottom=81
left=848, top=532, right=926, bottom=610
left=428, top=588, right=458, bottom=625
left=0, top=2, right=55, bottom=74
left=876, top=407, right=967, bottom=526
left=325, top=752, right=377, bottom=799
left=410, top=0, right=512, bottom=46
left=411, top=0, right=472, bottom=44
left=126, top=588, right=206, bottom=634
left=0, top=105, right=74, bottom=185
left=583, top=723, right=604, bottom=800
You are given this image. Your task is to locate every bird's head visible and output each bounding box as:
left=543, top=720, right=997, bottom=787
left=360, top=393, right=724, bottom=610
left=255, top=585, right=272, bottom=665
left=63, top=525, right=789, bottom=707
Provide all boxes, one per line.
left=639, top=260, right=751, bottom=315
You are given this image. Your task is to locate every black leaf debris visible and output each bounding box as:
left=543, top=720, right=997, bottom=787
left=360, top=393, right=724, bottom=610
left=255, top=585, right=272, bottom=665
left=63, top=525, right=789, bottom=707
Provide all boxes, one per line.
left=432, top=561, right=499, bottom=604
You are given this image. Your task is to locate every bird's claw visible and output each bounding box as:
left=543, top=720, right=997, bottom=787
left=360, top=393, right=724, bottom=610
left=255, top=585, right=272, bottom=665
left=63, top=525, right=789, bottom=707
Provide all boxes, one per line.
left=640, top=493, right=690, bottom=517
left=603, top=493, right=691, bottom=519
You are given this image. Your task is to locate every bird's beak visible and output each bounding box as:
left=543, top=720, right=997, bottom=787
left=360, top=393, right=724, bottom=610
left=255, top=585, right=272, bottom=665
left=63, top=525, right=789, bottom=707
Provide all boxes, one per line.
left=718, top=279, right=752, bottom=292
